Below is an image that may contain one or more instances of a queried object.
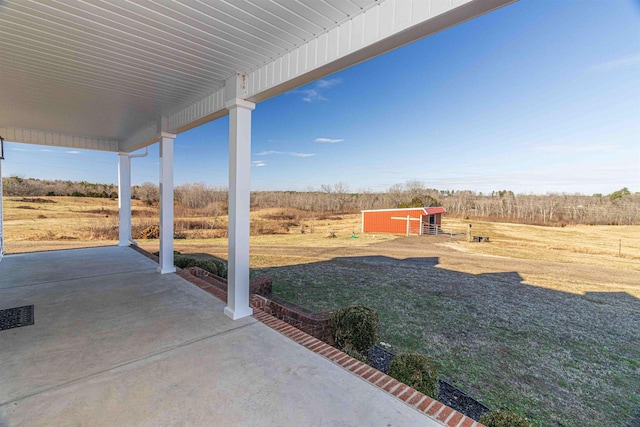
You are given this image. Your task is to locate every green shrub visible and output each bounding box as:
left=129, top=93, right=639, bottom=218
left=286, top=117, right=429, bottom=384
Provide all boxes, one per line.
left=479, top=410, right=532, bottom=427
left=388, top=352, right=438, bottom=398
left=173, top=255, right=194, bottom=269
left=182, top=258, right=227, bottom=278
left=193, top=259, right=228, bottom=278
left=332, top=306, right=379, bottom=354
left=154, top=251, right=228, bottom=278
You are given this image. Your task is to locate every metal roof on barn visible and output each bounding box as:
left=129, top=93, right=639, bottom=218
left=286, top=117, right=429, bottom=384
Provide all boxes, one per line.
left=361, top=207, right=446, bottom=215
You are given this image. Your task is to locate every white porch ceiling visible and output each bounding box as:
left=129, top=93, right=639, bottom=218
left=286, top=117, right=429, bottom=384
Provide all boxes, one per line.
left=0, top=0, right=514, bottom=153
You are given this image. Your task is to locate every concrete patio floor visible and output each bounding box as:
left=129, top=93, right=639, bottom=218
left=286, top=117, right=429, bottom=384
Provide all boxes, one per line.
left=0, top=246, right=444, bottom=426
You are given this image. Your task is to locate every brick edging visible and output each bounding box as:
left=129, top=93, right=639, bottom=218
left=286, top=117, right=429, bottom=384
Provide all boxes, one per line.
left=130, top=245, right=159, bottom=262
left=129, top=245, right=485, bottom=427
left=252, top=310, right=485, bottom=427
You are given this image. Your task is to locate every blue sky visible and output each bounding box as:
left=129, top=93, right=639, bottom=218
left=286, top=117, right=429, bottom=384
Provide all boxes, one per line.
left=4, top=0, right=639, bottom=195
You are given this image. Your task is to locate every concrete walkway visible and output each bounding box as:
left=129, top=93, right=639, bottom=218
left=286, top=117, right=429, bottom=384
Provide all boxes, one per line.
left=0, top=246, right=442, bottom=426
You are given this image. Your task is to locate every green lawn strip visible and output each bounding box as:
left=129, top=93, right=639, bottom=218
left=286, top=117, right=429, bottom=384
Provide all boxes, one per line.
left=255, top=257, right=639, bottom=427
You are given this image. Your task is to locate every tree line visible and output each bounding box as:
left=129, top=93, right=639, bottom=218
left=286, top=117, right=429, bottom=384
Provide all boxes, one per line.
left=3, top=176, right=119, bottom=199
left=3, top=176, right=638, bottom=226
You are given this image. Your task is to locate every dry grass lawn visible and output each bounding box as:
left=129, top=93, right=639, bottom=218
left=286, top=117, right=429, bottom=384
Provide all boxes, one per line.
left=3, top=197, right=639, bottom=426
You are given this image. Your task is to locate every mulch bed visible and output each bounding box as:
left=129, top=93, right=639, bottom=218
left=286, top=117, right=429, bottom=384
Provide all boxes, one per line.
left=438, top=378, right=491, bottom=420
left=366, top=344, right=490, bottom=421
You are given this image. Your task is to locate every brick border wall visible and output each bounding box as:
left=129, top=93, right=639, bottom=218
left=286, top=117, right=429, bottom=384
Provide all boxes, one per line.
left=186, top=266, right=336, bottom=345
left=186, top=266, right=274, bottom=299
left=130, top=246, right=336, bottom=344
left=251, top=294, right=335, bottom=345
left=129, top=245, right=485, bottom=427
left=252, top=310, right=485, bottom=427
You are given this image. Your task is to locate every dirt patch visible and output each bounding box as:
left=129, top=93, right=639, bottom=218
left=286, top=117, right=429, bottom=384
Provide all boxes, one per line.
left=11, top=197, right=56, bottom=204
left=262, top=213, right=298, bottom=221
left=84, top=209, right=118, bottom=216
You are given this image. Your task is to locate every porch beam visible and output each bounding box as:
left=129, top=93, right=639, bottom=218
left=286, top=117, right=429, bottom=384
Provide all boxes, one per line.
left=158, top=133, right=176, bottom=274
left=224, top=94, right=255, bottom=320
left=0, top=127, right=119, bottom=152
left=245, top=0, right=515, bottom=103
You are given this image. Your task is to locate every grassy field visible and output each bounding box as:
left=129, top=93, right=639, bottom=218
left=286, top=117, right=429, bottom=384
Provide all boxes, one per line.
left=3, top=196, right=639, bottom=426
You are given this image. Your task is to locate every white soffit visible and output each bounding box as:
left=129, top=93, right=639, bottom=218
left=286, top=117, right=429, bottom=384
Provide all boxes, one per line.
left=0, top=0, right=514, bottom=152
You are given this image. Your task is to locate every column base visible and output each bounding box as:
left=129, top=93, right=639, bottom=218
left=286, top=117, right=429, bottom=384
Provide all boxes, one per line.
left=157, top=266, right=176, bottom=274
left=224, top=305, right=254, bottom=320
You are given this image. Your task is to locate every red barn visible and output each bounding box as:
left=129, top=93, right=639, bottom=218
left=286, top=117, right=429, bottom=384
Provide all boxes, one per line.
left=361, top=207, right=446, bottom=235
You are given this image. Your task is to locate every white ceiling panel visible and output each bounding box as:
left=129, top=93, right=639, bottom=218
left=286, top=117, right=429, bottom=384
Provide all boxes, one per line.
left=0, top=0, right=514, bottom=151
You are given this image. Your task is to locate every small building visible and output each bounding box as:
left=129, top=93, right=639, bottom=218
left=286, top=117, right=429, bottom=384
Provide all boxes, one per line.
left=361, top=207, right=446, bottom=235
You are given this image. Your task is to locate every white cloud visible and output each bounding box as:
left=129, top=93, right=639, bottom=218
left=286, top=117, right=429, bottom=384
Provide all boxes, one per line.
left=254, top=151, right=315, bottom=159
left=251, top=150, right=316, bottom=167
left=315, top=137, right=344, bottom=143
left=589, top=53, right=640, bottom=71
left=290, top=152, right=316, bottom=158
left=315, top=78, right=341, bottom=89
left=301, top=89, right=324, bottom=103
left=295, top=78, right=341, bottom=102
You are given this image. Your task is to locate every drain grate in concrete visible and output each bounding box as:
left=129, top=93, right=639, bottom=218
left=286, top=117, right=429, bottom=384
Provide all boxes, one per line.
left=0, top=305, right=34, bottom=331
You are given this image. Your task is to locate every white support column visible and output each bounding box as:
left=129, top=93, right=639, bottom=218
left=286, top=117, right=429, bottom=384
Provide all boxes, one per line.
left=158, top=133, right=176, bottom=274
left=0, top=154, right=4, bottom=262
left=224, top=98, right=255, bottom=320
left=117, top=153, right=131, bottom=246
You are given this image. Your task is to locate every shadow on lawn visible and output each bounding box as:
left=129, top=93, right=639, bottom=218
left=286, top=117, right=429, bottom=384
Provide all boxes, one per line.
left=256, top=254, right=640, bottom=427
left=336, top=255, right=440, bottom=268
